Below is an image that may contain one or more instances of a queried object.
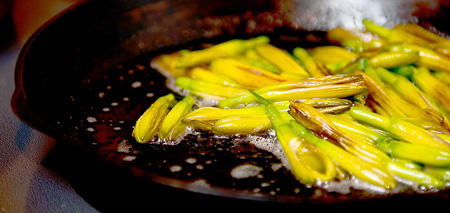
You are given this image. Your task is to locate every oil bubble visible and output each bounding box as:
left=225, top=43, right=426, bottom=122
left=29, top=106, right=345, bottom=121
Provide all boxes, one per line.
left=170, top=165, right=182, bottom=172
left=230, top=164, right=262, bottom=179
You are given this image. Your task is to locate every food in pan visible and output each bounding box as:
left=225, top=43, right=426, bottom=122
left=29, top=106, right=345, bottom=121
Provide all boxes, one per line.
left=132, top=20, right=450, bottom=193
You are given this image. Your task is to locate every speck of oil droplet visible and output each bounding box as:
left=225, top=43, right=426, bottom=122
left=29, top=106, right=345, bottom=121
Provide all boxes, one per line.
left=186, top=158, right=197, bottom=164
left=86, top=116, right=97, bottom=123
left=190, top=179, right=210, bottom=187
left=123, top=156, right=136, bottom=162
left=230, top=164, right=262, bottom=179
left=170, top=165, right=182, bottom=172
left=271, top=163, right=283, bottom=172
left=261, top=182, right=270, bottom=187
left=136, top=64, right=146, bottom=71
left=131, top=81, right=142, bottom=88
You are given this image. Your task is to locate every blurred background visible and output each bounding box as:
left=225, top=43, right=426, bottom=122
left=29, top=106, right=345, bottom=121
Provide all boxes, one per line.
left=1, top=0, right=91, bottom=212
left=1, top=0, right=81, bottom=49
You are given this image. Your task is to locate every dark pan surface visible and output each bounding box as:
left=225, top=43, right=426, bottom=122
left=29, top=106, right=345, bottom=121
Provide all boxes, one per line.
left=11, top=0, right=450, bottom=209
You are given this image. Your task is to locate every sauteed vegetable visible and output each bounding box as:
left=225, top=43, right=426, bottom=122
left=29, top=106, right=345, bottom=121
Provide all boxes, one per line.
left=133, top=20, right=450, bottom=192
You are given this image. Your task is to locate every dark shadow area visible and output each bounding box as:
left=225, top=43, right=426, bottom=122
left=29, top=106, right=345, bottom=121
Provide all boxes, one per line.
left=0, top=14, right=16, bottom=53
left=41, top=141, right=315, bottom=212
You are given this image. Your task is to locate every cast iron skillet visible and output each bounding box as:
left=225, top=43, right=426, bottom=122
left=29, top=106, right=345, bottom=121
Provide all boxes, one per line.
left=11, top=0, right=450, bottom=210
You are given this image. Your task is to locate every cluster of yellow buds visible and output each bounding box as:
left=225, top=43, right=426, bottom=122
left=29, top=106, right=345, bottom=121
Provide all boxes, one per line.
left=132, top=20, right=450, bottom=190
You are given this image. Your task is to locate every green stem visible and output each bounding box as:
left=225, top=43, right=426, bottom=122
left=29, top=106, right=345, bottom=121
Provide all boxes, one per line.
left=349, top=106, right=391, bottom=130
left=349, top=106, right=450, bottom=152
